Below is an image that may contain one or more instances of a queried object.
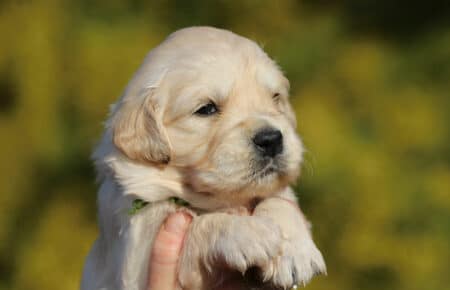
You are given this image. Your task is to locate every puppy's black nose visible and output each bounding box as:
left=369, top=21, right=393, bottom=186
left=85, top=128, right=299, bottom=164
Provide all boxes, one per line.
left=252, top=128, right=283, bottom=158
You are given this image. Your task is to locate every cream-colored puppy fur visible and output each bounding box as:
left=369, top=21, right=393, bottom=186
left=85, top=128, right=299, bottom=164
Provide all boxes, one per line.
left=81, top=26, right=325, bottom=290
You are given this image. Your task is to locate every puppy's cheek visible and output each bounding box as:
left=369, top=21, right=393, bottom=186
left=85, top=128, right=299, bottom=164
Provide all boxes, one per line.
left=174, top=145, right=210, bottom=167
left=167, top=130, right=210, bottom=166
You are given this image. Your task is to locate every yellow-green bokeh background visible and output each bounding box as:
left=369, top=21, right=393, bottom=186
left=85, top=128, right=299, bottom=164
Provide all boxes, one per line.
left=1, top=1, right=449, bottom=290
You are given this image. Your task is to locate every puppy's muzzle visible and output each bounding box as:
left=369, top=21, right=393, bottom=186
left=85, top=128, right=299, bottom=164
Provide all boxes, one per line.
left=252, top=127, right=283, bottom=158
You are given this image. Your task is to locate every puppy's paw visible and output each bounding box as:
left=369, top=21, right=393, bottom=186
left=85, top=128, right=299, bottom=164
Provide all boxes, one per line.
left=214, top=216, right=283, bottom=273
left=178, top=214, right=283, bottom=290
left=263, top=237, right=326, bottom=288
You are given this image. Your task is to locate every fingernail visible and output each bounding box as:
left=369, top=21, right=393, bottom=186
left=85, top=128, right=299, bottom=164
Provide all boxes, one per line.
left=164, top=212, right=192, bottom=234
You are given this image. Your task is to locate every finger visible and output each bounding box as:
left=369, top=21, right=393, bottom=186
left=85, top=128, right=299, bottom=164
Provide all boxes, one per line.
left=147, top=212, right=192, bottom=290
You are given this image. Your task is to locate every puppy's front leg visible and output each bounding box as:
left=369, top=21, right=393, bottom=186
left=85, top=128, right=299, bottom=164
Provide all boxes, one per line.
left=253, top=188, right=326, bottom=288
left=178, top=213, right=283, bottom=290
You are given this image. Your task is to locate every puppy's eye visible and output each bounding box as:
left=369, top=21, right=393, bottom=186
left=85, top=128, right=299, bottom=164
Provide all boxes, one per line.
left=272, top=93, right=281, bottom=102
left=194, top=102, right=218, bottom=116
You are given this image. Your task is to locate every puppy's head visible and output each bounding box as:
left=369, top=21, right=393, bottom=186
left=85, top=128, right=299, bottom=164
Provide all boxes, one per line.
left=111, top=27, right=303, bottom=205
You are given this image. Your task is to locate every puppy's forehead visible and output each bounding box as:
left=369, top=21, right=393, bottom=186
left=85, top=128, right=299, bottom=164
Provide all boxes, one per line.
left=162, top=28, right=288, bottom=98
left=125, top=27, right=290, bottom=104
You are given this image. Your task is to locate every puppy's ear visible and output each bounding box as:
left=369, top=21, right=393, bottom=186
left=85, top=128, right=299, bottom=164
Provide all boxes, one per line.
left=112, top=90, right=171, bottom=164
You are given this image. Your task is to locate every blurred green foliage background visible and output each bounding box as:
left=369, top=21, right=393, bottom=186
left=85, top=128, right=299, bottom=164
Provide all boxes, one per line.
left=0, top=1, right=449, bottom=290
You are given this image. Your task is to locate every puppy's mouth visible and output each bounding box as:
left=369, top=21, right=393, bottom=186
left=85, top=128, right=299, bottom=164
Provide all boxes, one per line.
left=249, top=157, right=286, bottom=180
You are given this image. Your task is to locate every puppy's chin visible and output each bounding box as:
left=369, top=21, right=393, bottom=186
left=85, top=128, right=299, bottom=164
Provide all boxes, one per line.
left=182, top=165, right=299, bottom=209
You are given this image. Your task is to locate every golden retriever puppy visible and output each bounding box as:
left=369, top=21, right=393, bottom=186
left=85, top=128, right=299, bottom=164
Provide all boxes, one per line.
left=81, top=26, right=325, bottom=290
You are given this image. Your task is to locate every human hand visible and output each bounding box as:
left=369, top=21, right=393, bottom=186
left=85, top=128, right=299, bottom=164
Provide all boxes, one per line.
left=147, top=212, right=192, bottom=290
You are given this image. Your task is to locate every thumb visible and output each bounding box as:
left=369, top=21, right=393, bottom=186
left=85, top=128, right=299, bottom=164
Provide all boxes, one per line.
left=147, top=212, right=192, bottom=290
